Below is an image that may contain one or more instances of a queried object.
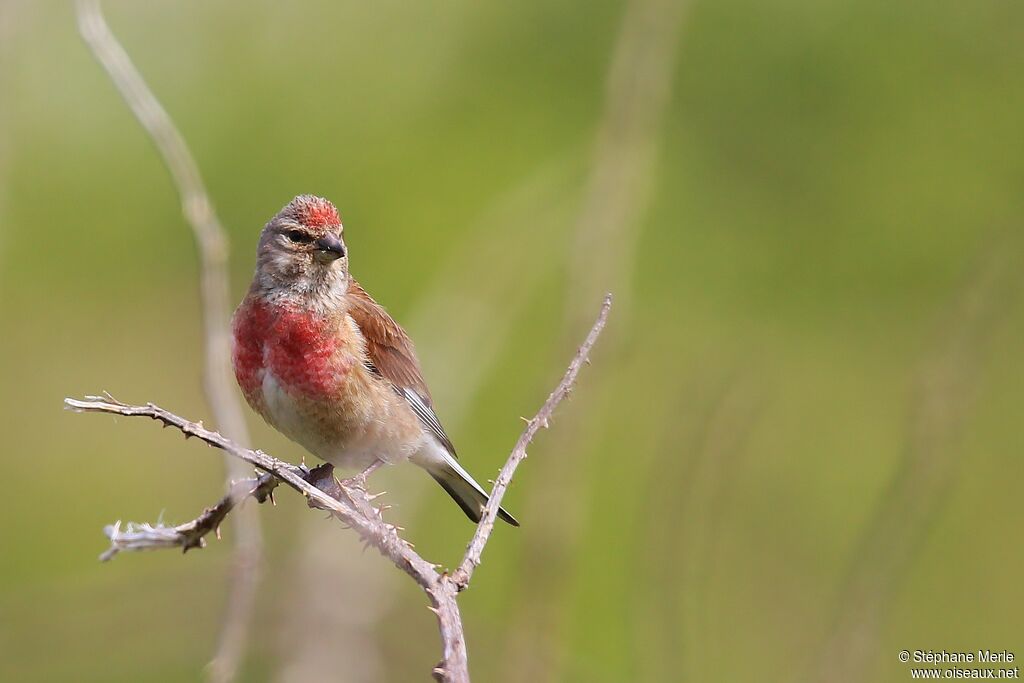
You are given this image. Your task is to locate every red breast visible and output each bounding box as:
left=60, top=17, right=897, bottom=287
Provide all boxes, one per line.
left=232, top=295, right=356, bottom=412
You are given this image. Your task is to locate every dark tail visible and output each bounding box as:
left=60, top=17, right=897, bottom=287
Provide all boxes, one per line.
left=427, top=452, right=519, bottom=527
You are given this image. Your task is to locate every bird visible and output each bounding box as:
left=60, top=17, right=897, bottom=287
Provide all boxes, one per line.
left=231, top=194, right=518, bottom=526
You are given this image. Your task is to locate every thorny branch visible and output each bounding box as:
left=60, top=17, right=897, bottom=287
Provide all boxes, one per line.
left=74, top=2, right=262, bottom=681
left=451, top=293, right=612, bottom=590
left=100, top=472, right=278, bottom=562
left=65, top=295, right=610, bottom=683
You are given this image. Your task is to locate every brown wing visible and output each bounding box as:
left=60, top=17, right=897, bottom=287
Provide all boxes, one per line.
left=346, top=278, right=457, bottom=456
left=347, top=279, right=430, bottom=400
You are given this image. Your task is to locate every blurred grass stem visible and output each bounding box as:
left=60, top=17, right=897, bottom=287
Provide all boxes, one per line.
left=806, top=245, right=1021, bottom=683
left=75, top=2, right=262, bottom=681
left=505, top=0, right=687, bottom=677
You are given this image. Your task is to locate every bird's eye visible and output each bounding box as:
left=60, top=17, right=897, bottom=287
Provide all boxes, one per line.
left=285, top=230, right=313, bottom=244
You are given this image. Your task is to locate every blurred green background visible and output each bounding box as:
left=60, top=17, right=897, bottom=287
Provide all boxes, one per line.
left=1, top=1, right=1022, bottom=681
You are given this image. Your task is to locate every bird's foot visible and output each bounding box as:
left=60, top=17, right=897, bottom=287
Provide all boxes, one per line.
left=343, top=459, right=384, bottom=491
left=301, top=462, right=343, bottom=502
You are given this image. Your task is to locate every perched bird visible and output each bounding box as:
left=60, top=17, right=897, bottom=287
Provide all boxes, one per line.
left=231, top=195, right=518, bottom=526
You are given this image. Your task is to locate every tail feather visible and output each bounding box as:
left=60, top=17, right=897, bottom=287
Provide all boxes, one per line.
left=426, top=451, right=520, bottom=527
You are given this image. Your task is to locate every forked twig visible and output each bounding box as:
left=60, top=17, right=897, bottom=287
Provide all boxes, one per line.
left=66, top=296, right=611, bottom=683
left=100, top=473, right=278, bottom=562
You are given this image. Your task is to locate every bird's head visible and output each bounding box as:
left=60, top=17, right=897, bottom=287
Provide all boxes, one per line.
left=254, top=195, right=349, bottom=301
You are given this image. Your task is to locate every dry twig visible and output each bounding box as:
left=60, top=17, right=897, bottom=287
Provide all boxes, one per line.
left=101, top=473, right=278, bottom=562
left=75, top=2, right=262, bottom=681
left=451, top=294, right=612, bottom=589
left=66, top=295, right=611, bottom=683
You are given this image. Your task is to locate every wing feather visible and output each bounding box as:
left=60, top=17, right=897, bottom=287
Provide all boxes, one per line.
left=347, top=279, right=458, bottom=456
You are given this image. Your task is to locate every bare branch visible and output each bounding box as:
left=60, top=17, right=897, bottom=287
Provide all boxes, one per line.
left=101, top=474, right=277, bottom=562
left=66, top=295, right=609, bottom=682
left=74, top=3, right=261, bottom=681
left=65, top=394, right=470, bottom=678
left=66, top=397, right=394, bottom=560
left=451, top=293, right=612, bottom=590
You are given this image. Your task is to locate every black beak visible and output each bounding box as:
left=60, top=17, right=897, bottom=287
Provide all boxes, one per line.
left=314, top=234, right=346, bottom=261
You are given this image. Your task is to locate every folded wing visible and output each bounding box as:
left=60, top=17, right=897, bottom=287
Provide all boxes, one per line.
left=346, top=278, right=457, bottom=457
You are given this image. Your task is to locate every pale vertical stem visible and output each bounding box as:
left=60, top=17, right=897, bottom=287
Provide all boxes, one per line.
left=638, top=380, right=760, bottom=681
left=74, top=3, right=261, bottom=681
left=0, top=0, right=14, bottom=291
left=567, top=0, right=689, bottom=334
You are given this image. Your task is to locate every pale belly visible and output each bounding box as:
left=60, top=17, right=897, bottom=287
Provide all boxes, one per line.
left=259, top=368, right=425, bottom=470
